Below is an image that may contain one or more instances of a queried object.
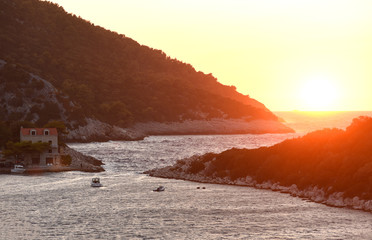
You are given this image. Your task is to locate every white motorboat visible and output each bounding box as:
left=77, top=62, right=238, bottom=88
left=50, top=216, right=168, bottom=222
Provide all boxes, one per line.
left=91, top=177, right=103, bottom=187
left=11, top=164, right=26, bottom=174
left=153, top=186, right=165, bottom=192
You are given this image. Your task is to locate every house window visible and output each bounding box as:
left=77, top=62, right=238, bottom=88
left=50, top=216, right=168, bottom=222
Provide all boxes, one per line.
left=31, top=130, right=36, bottom=136
left=44, top=130, right=49, bottom=136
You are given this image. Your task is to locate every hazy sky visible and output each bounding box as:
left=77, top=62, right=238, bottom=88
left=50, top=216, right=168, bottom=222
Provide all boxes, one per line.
left=48, top=0, right=372, bottom=111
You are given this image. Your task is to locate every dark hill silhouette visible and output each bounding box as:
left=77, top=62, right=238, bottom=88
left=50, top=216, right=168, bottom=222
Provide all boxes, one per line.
left=146, top=116, right=372, bottom=211
left=0, top=0, right=282, bottom=129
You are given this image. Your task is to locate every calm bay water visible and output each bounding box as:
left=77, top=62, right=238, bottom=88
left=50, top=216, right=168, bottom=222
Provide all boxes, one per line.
left=1, top=111, right=372, bottom=239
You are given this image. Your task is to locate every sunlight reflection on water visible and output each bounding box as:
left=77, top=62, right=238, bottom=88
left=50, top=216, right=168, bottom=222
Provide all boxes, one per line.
left=2, top=131, right=372, bottom=239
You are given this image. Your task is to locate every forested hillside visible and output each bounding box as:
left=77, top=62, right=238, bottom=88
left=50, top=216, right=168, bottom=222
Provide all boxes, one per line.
left=0, top=0, right=278, bottom=128
left=147, top=116, right=372, bottom=211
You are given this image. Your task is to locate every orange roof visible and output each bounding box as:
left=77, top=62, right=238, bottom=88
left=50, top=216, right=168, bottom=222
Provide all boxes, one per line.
left=21, top=128, right=58, bottom=136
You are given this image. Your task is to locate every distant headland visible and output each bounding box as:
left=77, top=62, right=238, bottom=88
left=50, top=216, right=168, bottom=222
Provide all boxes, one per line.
left=146, top=116, right=372, bottom=212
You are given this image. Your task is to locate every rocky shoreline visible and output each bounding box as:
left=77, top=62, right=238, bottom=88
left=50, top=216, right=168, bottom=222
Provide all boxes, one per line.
left=62, top=146, right=104, bottom=172
left=145, top=157, right=372, bottom=213
left=145, top=116, right=372, bottom=213
left=3, top=118, right=292, bottom=174
left=66, top=118, right=294, bottom=142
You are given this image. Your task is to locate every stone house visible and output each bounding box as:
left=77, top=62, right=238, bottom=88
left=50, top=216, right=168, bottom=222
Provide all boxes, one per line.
left=20, top=127, right=60, bottom=166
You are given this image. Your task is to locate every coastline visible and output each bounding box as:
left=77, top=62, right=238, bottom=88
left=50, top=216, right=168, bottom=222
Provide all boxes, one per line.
left=62, top=146, right=104, bottom=172
left=143, top=116, right=372, bottom=213
left=1, top=165, right=101, bottom=174
left=145, top=159, right=372, bottom=213
left=2, top=118, right=292, bottom=175
left=66, top=118, right=294, bottom=142
left=1, top=146, right=104, bottom=174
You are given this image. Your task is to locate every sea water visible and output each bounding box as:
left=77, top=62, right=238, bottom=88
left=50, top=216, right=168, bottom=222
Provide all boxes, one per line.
left=1, top=112, right=372, bottom=239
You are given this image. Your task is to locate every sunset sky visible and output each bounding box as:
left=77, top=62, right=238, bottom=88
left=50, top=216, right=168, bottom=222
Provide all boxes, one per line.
left=48, top=0, right=372, bottom=111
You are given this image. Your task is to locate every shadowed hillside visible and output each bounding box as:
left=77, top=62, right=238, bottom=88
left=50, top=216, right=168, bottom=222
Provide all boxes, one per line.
left=0, top=0, right=280, bottom=129
left=146, top=116, right=372, bottom=211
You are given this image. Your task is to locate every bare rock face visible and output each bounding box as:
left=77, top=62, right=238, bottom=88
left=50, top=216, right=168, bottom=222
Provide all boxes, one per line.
left=66, top=118, right=145, bottom=142
left=0, top=61, right=77, bottom=126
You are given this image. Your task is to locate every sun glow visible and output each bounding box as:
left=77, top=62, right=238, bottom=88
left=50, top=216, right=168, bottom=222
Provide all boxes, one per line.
left=299, top=75, right=340, bottom=111
left=47, top=0, right=372, bottom=111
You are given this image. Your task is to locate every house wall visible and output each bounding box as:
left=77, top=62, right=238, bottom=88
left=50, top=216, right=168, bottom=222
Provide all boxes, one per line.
left=23, top=151, right=60, bottom=166
left=20, top=129, right=60, bottom=166
left=20, top=135, right=58, bottom=147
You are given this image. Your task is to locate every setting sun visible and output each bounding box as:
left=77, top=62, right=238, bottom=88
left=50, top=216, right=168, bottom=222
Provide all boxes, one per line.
left=3, top=1, right=372, bottom=239
left=298, top=76, right=340, bottom=111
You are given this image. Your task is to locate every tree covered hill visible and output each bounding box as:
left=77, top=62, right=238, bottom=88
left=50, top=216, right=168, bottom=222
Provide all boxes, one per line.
left=0, top=0, right=280, bottom=128
left=146, top=116, right=372, bottom=211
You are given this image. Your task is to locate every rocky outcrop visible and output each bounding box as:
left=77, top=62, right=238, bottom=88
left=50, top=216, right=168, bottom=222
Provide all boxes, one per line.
left=63, top=146, right=104, bottom=172
left=66, top=118, right=145, bottom=142
left=146, top=117, right=372, bottom=212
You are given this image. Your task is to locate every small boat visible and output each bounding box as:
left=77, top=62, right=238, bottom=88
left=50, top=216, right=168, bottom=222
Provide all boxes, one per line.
left=153, top=186, right=165, bottom=192
left=91, top=177, right=103, bottom=187
left=11, top=164, right=26, bottom=174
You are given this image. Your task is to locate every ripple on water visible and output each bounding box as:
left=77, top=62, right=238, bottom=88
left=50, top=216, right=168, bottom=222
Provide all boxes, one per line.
left=1, top=134, right=372, bottom=239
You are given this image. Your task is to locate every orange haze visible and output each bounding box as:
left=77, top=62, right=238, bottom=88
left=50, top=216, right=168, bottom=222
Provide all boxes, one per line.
left=49, top=0, right=372, bottom=111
